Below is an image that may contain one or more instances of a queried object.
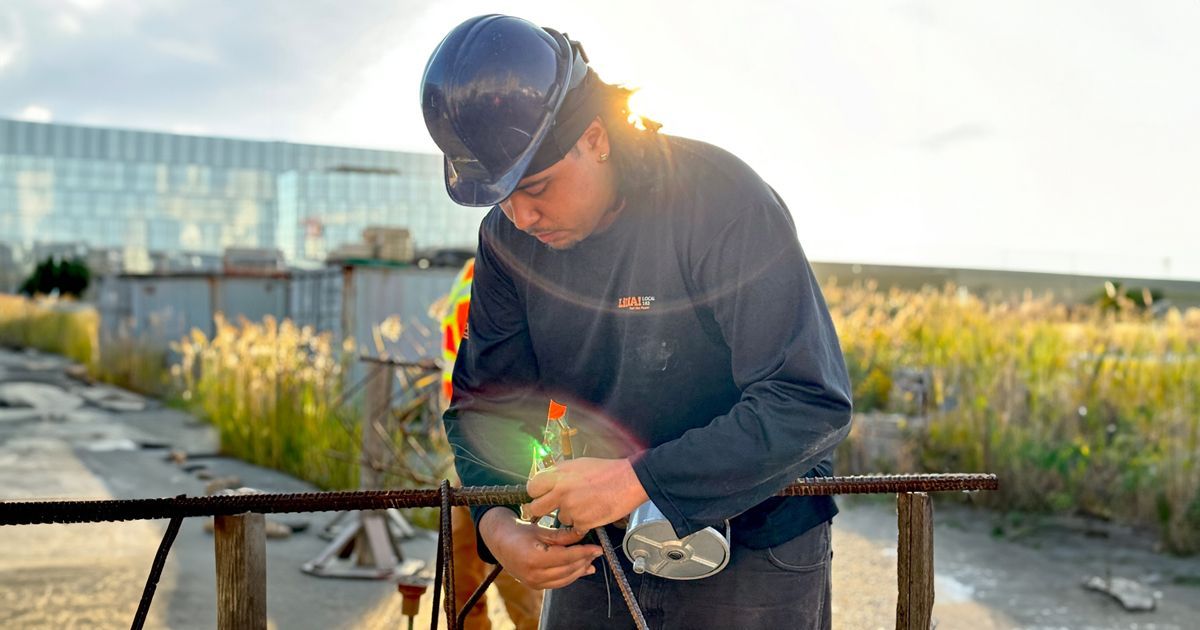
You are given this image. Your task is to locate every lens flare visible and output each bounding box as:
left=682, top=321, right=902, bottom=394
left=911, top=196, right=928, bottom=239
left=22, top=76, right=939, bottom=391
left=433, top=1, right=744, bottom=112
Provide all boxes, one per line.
left=626, top=88, right=658, bottom=131
left=481, top=226, right=788, bottom=317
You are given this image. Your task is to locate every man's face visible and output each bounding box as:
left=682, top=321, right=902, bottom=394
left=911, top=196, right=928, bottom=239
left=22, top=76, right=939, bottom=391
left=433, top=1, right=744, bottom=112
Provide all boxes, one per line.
left=498, top=123, right=618, bottom=250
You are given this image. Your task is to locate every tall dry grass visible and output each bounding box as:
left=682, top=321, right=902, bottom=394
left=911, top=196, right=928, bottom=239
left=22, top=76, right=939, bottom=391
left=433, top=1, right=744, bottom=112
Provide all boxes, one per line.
left=829, top=282, right=1200, bottom=553
left=0, top=293, right=98, bottom=366
left=171, top=313, right=450, bottom=496
left=172, top=314, right=361, bottom=489
left=7, top=282, right=1196, bottom=551
left=92, top=334, right=170, bottom=397
left=0, top=293, right=168, bottom=396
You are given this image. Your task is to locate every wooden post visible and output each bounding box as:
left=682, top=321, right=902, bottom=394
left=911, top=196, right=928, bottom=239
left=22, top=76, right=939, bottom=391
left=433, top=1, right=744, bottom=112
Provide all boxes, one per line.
left=896, top=492, right=934, bottom=630
left=340, top=264, right=355, bottom=357
left=214, top=513, right=268, bottom=630
left=361, top=361, right=395, bottom=491
left=356, top=360, right=399, bottom=568
left=207, top=274, right=221, bottom=336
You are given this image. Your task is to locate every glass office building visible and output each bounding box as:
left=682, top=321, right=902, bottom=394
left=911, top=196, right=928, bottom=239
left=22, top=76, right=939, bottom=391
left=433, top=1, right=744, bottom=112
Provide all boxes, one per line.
left=276, top=167, right=480, bottom=264
left=0, top=117, right=484, bottom=275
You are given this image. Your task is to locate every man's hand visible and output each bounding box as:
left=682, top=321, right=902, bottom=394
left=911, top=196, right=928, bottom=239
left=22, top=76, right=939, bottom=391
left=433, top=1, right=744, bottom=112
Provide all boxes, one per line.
left=478, top=507, right=602, bottom=589
left=524, top=457, right=650, bottom=544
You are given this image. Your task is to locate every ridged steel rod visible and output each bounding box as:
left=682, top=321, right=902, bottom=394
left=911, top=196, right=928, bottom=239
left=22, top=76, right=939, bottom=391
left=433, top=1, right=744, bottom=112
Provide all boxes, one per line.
left=595, top=527, right=649, bottom=630
left=0, top=473, right=998, bottom=527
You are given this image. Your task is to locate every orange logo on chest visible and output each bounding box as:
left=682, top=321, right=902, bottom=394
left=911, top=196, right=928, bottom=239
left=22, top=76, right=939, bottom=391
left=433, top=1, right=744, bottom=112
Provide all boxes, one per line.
left=617, top=295, right=655, bottom=311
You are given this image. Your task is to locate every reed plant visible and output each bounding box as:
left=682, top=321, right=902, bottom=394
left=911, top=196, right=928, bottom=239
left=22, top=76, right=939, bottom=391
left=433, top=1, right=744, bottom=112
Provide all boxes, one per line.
left=171, top=312, right=451, bottom=527
left=91, top=321, right=171, bottom=397
left=828, top=283, right=1200, bottom=553
left=0, top=293, right=98, bottom=366
left=13, top=279, right=1191, bottom=551
left=172, top=314, right=361, bottom=490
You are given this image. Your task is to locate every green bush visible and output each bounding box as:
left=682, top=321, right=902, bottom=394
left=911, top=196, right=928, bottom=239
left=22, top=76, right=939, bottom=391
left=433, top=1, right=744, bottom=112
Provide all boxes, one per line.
left=19, top=257, right=91, bottom=298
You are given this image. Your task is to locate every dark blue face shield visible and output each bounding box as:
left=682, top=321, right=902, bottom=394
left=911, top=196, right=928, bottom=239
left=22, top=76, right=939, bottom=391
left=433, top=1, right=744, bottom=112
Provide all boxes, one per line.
left=421, top=15, right=593, bottom=207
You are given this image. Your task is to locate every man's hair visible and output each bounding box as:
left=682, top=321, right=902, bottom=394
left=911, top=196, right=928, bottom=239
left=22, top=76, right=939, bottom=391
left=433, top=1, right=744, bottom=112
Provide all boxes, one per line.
left=593, top=78, right=664, bottom=200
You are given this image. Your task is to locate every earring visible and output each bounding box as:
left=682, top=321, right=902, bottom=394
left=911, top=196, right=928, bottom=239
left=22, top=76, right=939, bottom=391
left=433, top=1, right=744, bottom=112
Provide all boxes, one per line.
left=599, top=152, right=610, bottom=162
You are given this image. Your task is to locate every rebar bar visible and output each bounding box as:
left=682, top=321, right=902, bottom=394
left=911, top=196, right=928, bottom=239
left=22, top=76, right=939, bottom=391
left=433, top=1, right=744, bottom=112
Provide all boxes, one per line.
left=0, top=474, right=998, bottom=527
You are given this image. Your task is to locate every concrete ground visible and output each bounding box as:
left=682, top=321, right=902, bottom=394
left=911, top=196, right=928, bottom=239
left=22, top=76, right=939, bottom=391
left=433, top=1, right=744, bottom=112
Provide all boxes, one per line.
left=1, top=347, right=1197, bottom=629
left=832, top=496, right=1200, bottom=629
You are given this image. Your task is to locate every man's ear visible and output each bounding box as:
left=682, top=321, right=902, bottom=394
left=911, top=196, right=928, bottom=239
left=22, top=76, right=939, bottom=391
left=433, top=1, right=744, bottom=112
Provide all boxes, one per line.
left=580, top=117, right=610, bottom=158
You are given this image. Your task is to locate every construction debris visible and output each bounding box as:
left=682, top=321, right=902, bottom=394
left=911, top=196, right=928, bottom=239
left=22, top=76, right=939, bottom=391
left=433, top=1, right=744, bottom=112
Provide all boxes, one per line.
left=84, top=438, right=139, bottom=452
left=202, top=517, right=295, bottom=539
left=1082, top=575, right=1157, bottom=612
left=203, top=476, right=243, bottom=495
left=77, top=386, right=148, bottom=413
left=201, top=486, right=298, bottom=539
left=0, top=382, right=84, bottom=414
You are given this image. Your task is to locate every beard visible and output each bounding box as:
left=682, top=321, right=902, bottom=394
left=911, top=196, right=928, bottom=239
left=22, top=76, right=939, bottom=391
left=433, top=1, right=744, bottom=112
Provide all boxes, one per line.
left=543, top=236, right=582, bottom=251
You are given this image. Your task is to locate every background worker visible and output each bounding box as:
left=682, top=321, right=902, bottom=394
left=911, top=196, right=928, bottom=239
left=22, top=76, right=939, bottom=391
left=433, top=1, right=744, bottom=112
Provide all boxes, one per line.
left=424, top=14, right=853, bottom=629
left=438, top=257, right=543, bottom=630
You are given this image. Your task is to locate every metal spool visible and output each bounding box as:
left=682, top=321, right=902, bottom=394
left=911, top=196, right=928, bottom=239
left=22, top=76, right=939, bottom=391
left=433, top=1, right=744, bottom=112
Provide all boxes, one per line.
left=622, top=501, right=730, bottom=580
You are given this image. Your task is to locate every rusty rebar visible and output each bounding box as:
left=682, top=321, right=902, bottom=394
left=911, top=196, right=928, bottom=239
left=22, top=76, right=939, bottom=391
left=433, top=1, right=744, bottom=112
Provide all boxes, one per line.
left=0, top=473, right=1000, bottom=630
left=0, top=474, right=997, bottom=527
left=440, top=481, right=458, bottom=630
left=456, top=565, right=502, bottom=629
left=596, top=526, right=648, bottom=630
left=130, top=513, right=183, bottom=630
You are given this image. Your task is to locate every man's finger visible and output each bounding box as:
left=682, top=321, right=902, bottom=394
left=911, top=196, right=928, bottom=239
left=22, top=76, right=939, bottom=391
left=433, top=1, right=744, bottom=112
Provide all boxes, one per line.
left=533, top=524, right=587, bottom=546
left=526, top=468, right=559, bottom=498
left=520, top=543, right=602, bottom=589
left=537, top=561, right=599, bottom=590
left=532, top=551, right=597, bottom=578
left=529, top=552, right=600, bottom=584
left=538, top=542, right=602, bottom=564
left=523, top=491, right=560, bottom=519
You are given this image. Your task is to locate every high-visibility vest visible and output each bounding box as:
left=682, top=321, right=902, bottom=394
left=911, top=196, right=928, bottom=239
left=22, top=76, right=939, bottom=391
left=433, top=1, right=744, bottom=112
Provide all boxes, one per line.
left=440, top=258, right=475, bottom=404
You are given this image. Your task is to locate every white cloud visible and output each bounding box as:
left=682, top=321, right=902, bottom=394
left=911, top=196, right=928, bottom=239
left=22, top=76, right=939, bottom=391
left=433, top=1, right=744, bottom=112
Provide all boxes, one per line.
left=0, top=10, right=23, bottom=71
left=68, top=0, right=108, bottom=13
left=55, top=13, right=82, bottom=35
left=149, top=37, right=220, bottom=65
left=16, top=104, right=53, bottom=123
left=4, top=0, right=1198, bottom=279
left=317, top=46, right=418, bottom=151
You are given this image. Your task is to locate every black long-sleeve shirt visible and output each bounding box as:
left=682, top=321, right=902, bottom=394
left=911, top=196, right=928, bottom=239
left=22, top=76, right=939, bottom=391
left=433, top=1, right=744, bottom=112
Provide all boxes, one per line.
left=444, top=136, right=852, bottom=562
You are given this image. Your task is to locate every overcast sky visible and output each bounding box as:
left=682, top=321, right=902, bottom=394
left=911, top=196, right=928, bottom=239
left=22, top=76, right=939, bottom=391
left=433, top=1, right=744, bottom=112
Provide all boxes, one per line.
left=2, top=0, right=1198, bottom=280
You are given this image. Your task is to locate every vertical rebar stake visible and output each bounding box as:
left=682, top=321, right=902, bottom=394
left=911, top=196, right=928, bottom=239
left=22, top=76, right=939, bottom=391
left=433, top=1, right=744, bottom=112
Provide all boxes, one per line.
left=430, top=512, right=444, bottom=630
left=595, top=527, right=648, bottom=630
left=130, top=512, right=184, bottom=630
left=440, top=480, right=458, bottom=630
left=457, top=565, right=503, bottom=629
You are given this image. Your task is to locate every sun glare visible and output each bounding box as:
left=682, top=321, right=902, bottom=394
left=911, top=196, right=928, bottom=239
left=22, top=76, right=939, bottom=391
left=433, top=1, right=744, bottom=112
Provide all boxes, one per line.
left=626, top=88, right=659, bottom=130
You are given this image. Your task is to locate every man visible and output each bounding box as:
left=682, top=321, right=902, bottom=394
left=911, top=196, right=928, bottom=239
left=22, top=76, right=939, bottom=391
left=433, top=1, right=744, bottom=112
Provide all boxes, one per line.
left=423, top=14, right=852, bottom=629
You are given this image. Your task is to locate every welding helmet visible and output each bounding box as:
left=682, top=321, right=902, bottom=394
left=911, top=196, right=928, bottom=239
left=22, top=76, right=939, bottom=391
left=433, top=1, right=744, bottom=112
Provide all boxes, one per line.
left=421, top=14, right=598, bottom=207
